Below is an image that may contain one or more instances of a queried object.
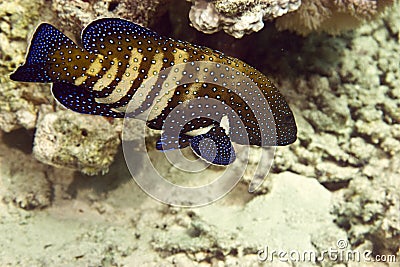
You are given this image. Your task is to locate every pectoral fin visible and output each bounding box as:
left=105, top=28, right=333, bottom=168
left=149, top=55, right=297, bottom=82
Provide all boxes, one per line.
left=190, top=125, right=235, bottom=165
left=156, top=133, right=192, bottom=151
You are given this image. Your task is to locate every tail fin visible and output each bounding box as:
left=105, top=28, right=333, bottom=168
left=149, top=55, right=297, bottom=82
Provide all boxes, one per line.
left=10, top=23, right=72, bottom=83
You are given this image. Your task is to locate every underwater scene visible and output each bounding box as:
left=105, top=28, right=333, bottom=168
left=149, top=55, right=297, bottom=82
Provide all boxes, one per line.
left=0, top=0, right=399, bottom=266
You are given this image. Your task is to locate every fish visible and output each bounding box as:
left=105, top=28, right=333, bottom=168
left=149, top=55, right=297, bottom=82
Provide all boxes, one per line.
left=10, top=18, right=297, bottom=166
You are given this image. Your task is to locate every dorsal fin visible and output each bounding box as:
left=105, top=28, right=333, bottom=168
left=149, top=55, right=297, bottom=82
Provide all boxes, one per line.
left=81, top=18, right=161, bottom=53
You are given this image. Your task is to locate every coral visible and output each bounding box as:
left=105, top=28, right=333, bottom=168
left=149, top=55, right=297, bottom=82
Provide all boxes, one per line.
left=276, top=0, right=397, bottom=35
left=275, top=0, right=333, bottom=34
left=333, top=170, right=400, bottom=254
left=33, top=110, right=120, bottom=175
left=189, top=0, right=301, bottom=38
left=188, top=0, right=398, bottom=37
left=260, top=7, right=400, bottom=257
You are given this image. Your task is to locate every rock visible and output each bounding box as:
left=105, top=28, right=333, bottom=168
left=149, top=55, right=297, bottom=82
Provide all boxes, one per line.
left=51, top=0, right=170, bottom=36
left=33, top=110, right=120, bottom=175
left=0, top=132, right=52, bottom=210
left=0, top=0, right=51, bottom=132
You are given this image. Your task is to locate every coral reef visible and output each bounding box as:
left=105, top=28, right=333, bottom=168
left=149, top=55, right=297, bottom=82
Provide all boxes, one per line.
left=0, top=0, right=399, bottom=265
left=188, top=0, right=398, bottom=37
left=263, top=5, right=400, bottom=256
left=33, top=110, right=120, bottom=175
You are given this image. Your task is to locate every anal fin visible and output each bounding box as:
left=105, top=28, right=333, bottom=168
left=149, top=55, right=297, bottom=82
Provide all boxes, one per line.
left=51, top=83, right=124, bottom=118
